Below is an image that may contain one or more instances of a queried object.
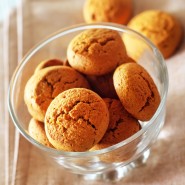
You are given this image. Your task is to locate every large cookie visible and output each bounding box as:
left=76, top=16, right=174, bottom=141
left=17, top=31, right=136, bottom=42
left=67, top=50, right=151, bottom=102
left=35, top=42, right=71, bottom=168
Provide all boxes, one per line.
left=45, top=88, right=109, bottom=152
left=67, top=28, right=127, bottom=76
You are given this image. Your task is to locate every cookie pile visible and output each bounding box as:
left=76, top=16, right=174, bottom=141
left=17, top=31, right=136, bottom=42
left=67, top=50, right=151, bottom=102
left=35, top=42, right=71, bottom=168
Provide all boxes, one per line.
left=25, top=28, right=160, bottom=153
left=83, top=0, right=183, bottom=59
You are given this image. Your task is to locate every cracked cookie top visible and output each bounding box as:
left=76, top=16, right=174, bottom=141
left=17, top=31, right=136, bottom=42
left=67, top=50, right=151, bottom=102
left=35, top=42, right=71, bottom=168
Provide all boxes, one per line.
left=91, top=98, right=141, bottom=150
left=24, top=66, right=90, bottom=122
left=45, top=88, right=109, bottom=152
left=113, top=63, right=161, bottom=121
left=67, top=28, right=127, bottom=76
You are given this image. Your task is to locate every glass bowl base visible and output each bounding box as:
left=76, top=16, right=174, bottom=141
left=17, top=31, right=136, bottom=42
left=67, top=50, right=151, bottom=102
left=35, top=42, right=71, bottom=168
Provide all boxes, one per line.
left=80, top=149, right=150, bottom=182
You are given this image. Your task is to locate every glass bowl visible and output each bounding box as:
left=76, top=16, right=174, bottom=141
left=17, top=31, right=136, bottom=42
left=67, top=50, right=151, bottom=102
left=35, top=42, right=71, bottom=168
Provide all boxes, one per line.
left=8, top=23, right=168, bottom=182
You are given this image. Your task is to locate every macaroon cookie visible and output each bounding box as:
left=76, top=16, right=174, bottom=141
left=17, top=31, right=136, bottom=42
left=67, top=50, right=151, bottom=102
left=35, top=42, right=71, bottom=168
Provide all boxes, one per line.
left=83, top=0, right=132, bottom=24
left=67, top=28, right=127, bottom=76
left=86, top=56, right=136, bottom=98
left=45, top=88, right=109, bottom=152
left=34, top=58, right=64, bottom=73
left=125, top=10, right=183, bottom=59
left=91, top=98, right=141, bottom=150
left=24, top=66, right=90, bottom=122
left=90, top=98, right=141, bottom=162
left=28, top=118, right=53, bottom=148
left=113, top=63, right=160, bottom=121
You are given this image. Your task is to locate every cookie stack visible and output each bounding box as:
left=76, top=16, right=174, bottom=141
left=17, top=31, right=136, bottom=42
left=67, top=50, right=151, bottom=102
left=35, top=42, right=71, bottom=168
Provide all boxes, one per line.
left=25, top=28, right=160, bottom=154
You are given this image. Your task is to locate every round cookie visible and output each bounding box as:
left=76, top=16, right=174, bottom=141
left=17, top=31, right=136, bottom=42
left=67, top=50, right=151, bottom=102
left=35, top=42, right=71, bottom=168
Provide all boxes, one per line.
left=113, top=63, right=160, bottom=121
left=28, top=118, right=53, bottom=148
left=34, top=58, right=64, bottom=73
left=67, top=28, right=127, bottom=76
left=91, top=98, right=141, bottom=150
left=125, top=10, right=183, bottom=58
left=24, top=66, right=90, bottom=122
left=45, top=88, right=109, bottom=152
left=83, top=0, right=132, bottom=24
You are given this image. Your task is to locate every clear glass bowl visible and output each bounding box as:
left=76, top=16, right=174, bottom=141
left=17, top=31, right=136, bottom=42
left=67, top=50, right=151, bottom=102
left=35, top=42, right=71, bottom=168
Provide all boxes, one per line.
left=8, top=23, right=168, bottom=182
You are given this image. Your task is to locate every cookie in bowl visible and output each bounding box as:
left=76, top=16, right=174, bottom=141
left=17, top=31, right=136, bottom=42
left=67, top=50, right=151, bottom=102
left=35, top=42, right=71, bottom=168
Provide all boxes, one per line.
left=45, top=88, right=109, bottom=152
left=67, top=28, right=127, bottom=76
left=24, top=66, right=90, bottom=122
left=90, top=98, right=141, bottom=163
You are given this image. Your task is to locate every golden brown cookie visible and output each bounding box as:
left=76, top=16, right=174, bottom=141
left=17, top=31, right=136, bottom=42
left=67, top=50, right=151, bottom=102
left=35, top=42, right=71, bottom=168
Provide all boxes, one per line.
left=24, top=66, right=90, bottom=122
left=67, top=28, right=127, bottom=76
left=125, top=10, right=183, bottom=58
left=86, top=73, right=117, bottom=98
left=28, top=118, right=53, bottom=148
left=91, top=98, right=141, bottom=150
left=34, top=58, right=64, bottom=73
left=86, top=56, right=136, bottom=98
left=113, top=63, right=160, bottom=121
left=45, top=88, right=109, bottom=152
left=90, top=98, right=141, bottom=163
left=83, top=0, right=132, bottom=24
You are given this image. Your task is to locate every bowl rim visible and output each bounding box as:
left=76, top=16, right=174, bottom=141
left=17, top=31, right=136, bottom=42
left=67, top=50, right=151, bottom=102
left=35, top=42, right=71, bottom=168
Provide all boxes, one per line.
left=8, top=22, right=169, bottom=157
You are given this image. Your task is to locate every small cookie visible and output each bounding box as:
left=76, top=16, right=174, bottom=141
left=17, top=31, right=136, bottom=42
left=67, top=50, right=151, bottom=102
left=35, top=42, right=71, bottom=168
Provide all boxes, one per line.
left=113, top=63, right=160, bottom=121
left=86, top=73, right=117, bottom=98
left=28, top=118, right=53, bottom=148
left=83, top=0, right=132, bottom=24
left=34, top=58, right=64, bottom=73
left=125, top=10, right=183, bottom=58
left=86, top=56, right=136, bottom=98
left=91, top=98, right=141, bottom=150
left=45, top=88, right=109, bottom=152
left=24, top=66, right=90, bottom=122
left=67, top=28, right=127, bottom=76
